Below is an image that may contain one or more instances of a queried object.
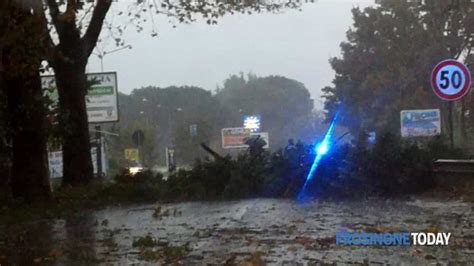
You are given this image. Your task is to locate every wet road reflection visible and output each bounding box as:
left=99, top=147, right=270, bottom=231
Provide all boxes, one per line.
left=0, top=197, right=473, bottom=265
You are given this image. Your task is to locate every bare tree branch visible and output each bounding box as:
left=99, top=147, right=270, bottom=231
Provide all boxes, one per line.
left=45, top=0, right=62, bottom=34
left=38, top=6, right=58, bottom=67
left=67, top=0, right=78, bottom=12
left=82, top=0, right=113, bottom=58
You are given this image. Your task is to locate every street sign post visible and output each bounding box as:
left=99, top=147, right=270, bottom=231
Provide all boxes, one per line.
left=132, top=130, right=145, bottom=164
left=166, top=147, right=176, bottom=172
left=431, top=59, right=471, bottom=101
left=132, top=130, right=145, bottom=146
left=189, top=124, right=198, bottom=138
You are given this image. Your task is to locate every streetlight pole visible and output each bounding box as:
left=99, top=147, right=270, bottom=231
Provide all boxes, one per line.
left=157, top=105, right=182, bottom=171
left=94, top=45, right=132, bottom=72
left=92, top=44, right=131, bottom=177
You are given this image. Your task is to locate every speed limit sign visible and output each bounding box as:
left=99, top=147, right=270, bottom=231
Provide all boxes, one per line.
left=431, top=59, right=471, bottom=101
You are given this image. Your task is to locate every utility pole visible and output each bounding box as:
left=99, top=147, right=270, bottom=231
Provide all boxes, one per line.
left=92, top=45, right=131, bottom=177
left=95, top=125, right=103, bottom=177
left=94, top=45, right=132, bottom=72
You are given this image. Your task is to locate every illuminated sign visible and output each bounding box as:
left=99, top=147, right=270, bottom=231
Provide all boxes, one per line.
left=243, top=115, right=261, bottom=132
left=124, top=149, right=139, bottom=162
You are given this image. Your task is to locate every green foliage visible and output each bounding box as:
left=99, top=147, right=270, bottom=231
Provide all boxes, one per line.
left=108, top=75, right=320, bottom=168
left=357, top=133, right=433, bottom=195
left=160, top=153, right=271, bottom=201
left=127, top=134, right=464, bottom=201
left=109, top=86, right=223, bottom=167
left=0, top=173, right=164, bottom=224
left=114, top=169, right=163, bottom=184
left=309, top=133, right=467, bottom=198
left=1, top=134, right=468, bottom=225
left=224, top=152, right=270, bottom=198
left=216, top=74, right=316, bottom=148
left=132, top=235, right=158, bottom=248
left=162, top=244, right=191, bottom=261
left=162, top=148, right=302, bottom=200
left=132, top=234, right=191, bottom=263
left=323, top=1, right=474, bottom=135
left=107, top=170, right=165, bottom=202
left=423, top=136, right=466, bottom=159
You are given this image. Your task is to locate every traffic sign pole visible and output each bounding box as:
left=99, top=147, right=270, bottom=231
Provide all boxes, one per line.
left=448, top=102, right=454, bottom=148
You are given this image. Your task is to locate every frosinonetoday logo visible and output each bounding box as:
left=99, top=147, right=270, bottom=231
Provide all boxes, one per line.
left=336, top=231, right=451, bottom=246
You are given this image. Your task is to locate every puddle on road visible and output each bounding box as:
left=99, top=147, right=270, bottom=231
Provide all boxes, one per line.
left=1, top=198, right=473, bottom=265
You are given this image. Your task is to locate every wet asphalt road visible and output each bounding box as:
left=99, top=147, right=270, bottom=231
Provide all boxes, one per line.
left=1, top=197, right=473, bottom=265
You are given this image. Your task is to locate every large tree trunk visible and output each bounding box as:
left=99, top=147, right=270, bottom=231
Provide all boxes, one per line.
left=0, top=0, right=51, bottom=202
left=0, top=72, right=12, bottom=200
left=54, top=61, right=94, bottom=186
left=4, top=71, right=51, bottom=202
left=45, top=0, right=112, bottom=186
left=44, top=0, right=112, bottom=186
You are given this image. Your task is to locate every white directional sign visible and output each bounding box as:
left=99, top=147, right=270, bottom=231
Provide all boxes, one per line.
left=431, top=59, right=471, bottom=101
left=42, top=72, right=119, bottom=123
left=48, top=146, right=105, bottom=178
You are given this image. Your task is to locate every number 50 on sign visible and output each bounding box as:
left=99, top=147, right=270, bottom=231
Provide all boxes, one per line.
left=431, top=59, right=471, bottom=101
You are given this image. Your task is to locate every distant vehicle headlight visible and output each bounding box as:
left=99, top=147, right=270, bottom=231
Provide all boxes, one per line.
left=129, top=167, right=144, bottom=175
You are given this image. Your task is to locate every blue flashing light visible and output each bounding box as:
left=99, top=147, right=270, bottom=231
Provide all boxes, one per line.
left=316, top=140, right=329, bottom=155
left=297, top=112, right=339, bottom=202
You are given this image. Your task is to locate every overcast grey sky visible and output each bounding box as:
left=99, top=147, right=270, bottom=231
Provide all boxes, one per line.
left=87, top=0, right=374, bottom=109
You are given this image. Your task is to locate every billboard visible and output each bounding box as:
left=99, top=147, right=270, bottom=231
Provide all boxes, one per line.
left=400, top=109, right=441, bottom=137
left=41, top=72, right=119, bottom=123
left=221, top=127, right=251, bottom=149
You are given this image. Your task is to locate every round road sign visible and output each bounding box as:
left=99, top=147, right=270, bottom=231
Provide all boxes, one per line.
left=431, top=59, right=471, bottom=101
left=132, top=130, right=145, bottom=146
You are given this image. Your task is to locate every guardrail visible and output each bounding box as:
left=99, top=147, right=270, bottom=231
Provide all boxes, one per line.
left=433, top=159, right=474, bottom=174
